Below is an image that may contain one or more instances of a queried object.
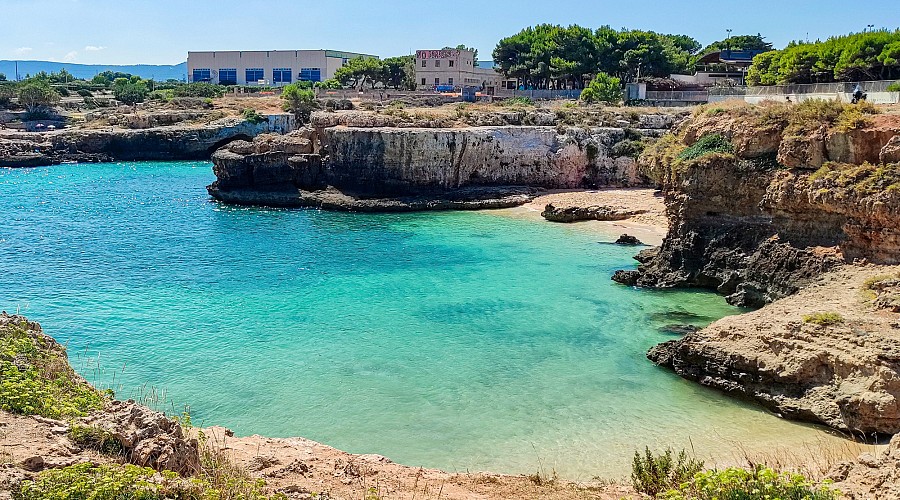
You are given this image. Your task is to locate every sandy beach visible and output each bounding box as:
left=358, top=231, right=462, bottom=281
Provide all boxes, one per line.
left=492, top=188, right=669, bottom=246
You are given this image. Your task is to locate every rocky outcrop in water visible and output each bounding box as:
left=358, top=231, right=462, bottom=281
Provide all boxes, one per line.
left=541, top=203, right=647, bottom=222
left=615, top=103, right=900, bottom=307
left=208, top=122, right=667, bottom=209
left=0, top=118, right=271, bottom=167
left=648, top=265, right=900, bottom=435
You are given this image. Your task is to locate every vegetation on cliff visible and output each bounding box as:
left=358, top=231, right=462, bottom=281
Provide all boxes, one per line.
left=0, top=318, right=106, bottom=418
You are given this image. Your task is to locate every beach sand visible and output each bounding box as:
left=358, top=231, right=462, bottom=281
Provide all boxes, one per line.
left=491, top=188, right=668, bottom=246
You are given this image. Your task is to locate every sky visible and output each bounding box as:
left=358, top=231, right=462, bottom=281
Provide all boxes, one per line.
left=2, top=0, right=899, bottom=65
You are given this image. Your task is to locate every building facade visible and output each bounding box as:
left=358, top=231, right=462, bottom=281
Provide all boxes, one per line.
left=414, top=49, right=502, bottom=92
left=186, top=50, right=378, bottom=86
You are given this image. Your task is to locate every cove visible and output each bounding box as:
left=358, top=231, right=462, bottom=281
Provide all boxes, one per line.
left=0, top=161, right=851, bottom=479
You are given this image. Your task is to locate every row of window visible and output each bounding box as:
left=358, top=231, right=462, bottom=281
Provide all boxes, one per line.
left=420, top=59, right=456, bottom=68
left=421, top=77, right=454, bottom=85
left=191, top=68, right=322, bottom=84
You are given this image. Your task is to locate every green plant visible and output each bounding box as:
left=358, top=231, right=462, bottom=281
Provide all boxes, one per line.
left=581, top=72, right=622, bottom=104
left=677, top=134, right=734, bottom=161
left=242, top=108, right=268, bottom=124
left=612, top=139, right=646, bottom=158
left=802, top=312, right=844, bottom=326
left=500, top=96, right=534, bottom=107
left=173, top=82, right=226, bottom=98
left=661, top=465, right=840, bottom=500
left=632, top=447, right=704, bottom=497
left=0, top=320, right=106, bottom=418
left=281, top=83, right=318, bottom=123
left=888, top=82, right=900, bottom=92
left=67, top=425, right=124, bottom=455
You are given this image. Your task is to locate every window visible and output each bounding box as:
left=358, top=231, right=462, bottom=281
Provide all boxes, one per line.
left=299, top=68, right=321, bottom=82
left=435, top=60, right=440, bottom=67
left=421, top=60, right=426, bottom=67
left=448, top=78, right=453, bottom=85
left=434, top=78, right=440, bottom=85
left=218, top=68, right=237, bottom=85
left=245, top=68, right=264, bottom=83
left=273, top=68, right=292, bottom=83
left=192, top=68, right=211, bottom=82
left=449, top=60, right=454, bottom=68
left=421, top=78, right=426, bottom=85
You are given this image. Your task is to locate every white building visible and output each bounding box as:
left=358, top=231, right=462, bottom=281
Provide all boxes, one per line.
left=186, top=50, right=378, bottom=86
left=414, top=49, right=502, bottom=93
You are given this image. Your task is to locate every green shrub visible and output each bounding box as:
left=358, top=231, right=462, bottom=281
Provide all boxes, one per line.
left=612, top=139, right=647, bottom=159
left=677, top=134, right=733, bottom=161
left=500, top=96, right=534, bottom=107
left=887, top=82, right=900, bottom=92
left=242, top=108, right=268, bottom=124
left=802, top=312, right=844, bottom=326
left=76, top=88, right=93, bottom=98
left=0, top=320, right=105, bottom=418
left=281, top=83, right=317, bottom=123
left=661, top=465, right=840, bottom=500
left=16, top=461, right=282, bottom=499
left=581, top=72, right=622, bottom=104
left=173, top=82, right=226, bottom=98
left=632, top=447, right=704, bottom=497
left=67, top=425, right=124, bottom=455
left=147, top=89, right=174, bottom=101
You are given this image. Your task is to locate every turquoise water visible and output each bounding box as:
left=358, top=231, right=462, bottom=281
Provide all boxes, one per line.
left=1, top=162, right=847, bottom=478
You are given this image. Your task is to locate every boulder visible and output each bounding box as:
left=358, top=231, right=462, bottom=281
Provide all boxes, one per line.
left=614, top=234, right=643, bottom=245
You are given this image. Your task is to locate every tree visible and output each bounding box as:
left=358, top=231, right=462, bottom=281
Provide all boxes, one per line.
left=315, top=79, right=343, bottom=89
left=746, top=29, right=900, bottom=85
left=697, top=34, right=773, bottom=57
left=172, top=82, right=226, bottom=98
left=281, top=83, right=317, bottom=123
left=0, top=73, right=6, bottom=82
left=334, top=57, right=382, bottom=89
left=444, top=44, right=479, bottom=62
left=18, top=78, right=60, bottom=114
left=380, top=56, right=415, bottom=89
left=113, top=77, right=149, bottom=105
left=0, top=82, right=15, bottom=108
left=580, top=72, right=622, bottom=104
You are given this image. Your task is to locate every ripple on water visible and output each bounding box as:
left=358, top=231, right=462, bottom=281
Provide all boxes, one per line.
left=0, top=161, right=858, bottom=479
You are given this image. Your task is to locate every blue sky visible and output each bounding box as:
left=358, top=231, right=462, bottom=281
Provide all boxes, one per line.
left=2, top=0, right=898, bottom=65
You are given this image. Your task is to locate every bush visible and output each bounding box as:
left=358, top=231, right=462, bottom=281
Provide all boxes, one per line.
left=173, top=82, right=226, bottom=98
left=67, top=425, right=124, bottom=455
left=888, top=82, right=900, bottom=92
left=803, top=311, right=844, bottom=326
left=677, top=134, right=734, bottom=161
left=500, top=96, right=534, bottom=107
left=76, top=88, right=93, bottom=98
left=632, top=447, right=704, bottom=497
left=316, top=79, right=343, bottom=89
left=612, top=139, right=647, bottom=159
left=581, top=72, right=622, bottom=104
left=661, top=465, right=839, bottom=500
left=148, top=89, right=174, bottom=101
left=281, top=83, right=317, bottom=123
left=242, top=108, right=268, bottom=124
left=0, top=319, right=106, bottom=418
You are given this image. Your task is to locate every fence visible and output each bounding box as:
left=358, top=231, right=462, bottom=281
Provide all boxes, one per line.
left=645, top=91, right=709, bottom=102
left=709, top=80, right=900, bottom=96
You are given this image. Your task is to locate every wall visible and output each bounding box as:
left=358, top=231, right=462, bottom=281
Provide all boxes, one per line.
left=186, top=50, right=377, bottom=86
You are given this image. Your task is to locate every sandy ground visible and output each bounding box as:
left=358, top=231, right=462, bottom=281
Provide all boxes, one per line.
left=494, top=188, right=669, bottom=246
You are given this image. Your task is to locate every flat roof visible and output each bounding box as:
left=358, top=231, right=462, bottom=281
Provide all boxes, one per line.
left=187, top=49, right=379, bottom=59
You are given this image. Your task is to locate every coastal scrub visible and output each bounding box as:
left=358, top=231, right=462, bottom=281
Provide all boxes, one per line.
left=0, top=318, right=105, bottom=418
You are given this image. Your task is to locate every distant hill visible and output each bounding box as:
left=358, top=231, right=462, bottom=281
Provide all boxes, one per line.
left=0, top=60, right=187, bottom=81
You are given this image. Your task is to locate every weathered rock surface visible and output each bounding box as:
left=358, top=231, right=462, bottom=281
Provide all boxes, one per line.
left=618, top=106, right=900, bottom=307
left=77, top=400, right=200, bottom=475
left=830, top=433, right=900, bottom=499
left=209, top=124, right=665, bottom=210
left=648, top=265, right=900, bottom=435
left=541, top=203, right=647, bottom=223
left=0, top=117, right=271, bottom=167
left=614, top=234, right=643, bottom=245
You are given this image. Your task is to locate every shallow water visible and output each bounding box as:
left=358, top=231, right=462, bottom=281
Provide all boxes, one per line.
left=0, top=162, right=852, bottom=479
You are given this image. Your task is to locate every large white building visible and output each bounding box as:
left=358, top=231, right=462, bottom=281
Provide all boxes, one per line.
left=186, top=49, right=378, bottom=86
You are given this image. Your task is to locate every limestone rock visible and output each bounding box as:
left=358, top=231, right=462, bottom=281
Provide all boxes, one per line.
left=541, top=203, right=647, bottom=223
left=614, top=234, right=643, bottom=245
left=78, top=400, right=200, bottom=475
left=881, top=135, right=900, bottom=163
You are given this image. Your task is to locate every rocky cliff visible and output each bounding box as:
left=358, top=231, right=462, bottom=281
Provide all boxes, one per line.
left=615, top=101, right=900, bottom=307
left=208, top=119, right=666, bottom=209
left=0, top=117, right=270, bottom=167
left=648, top=265, right=900, bottom=436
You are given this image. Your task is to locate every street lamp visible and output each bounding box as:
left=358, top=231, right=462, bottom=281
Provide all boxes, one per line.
left=867, top=24, right=875, bottom=32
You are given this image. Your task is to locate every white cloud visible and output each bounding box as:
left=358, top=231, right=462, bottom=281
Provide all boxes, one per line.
left=63, top=51, right=78, bottom=62
left=84, top=45, right=106, bottom=51
left=14, top=47, right=33, bottom=55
